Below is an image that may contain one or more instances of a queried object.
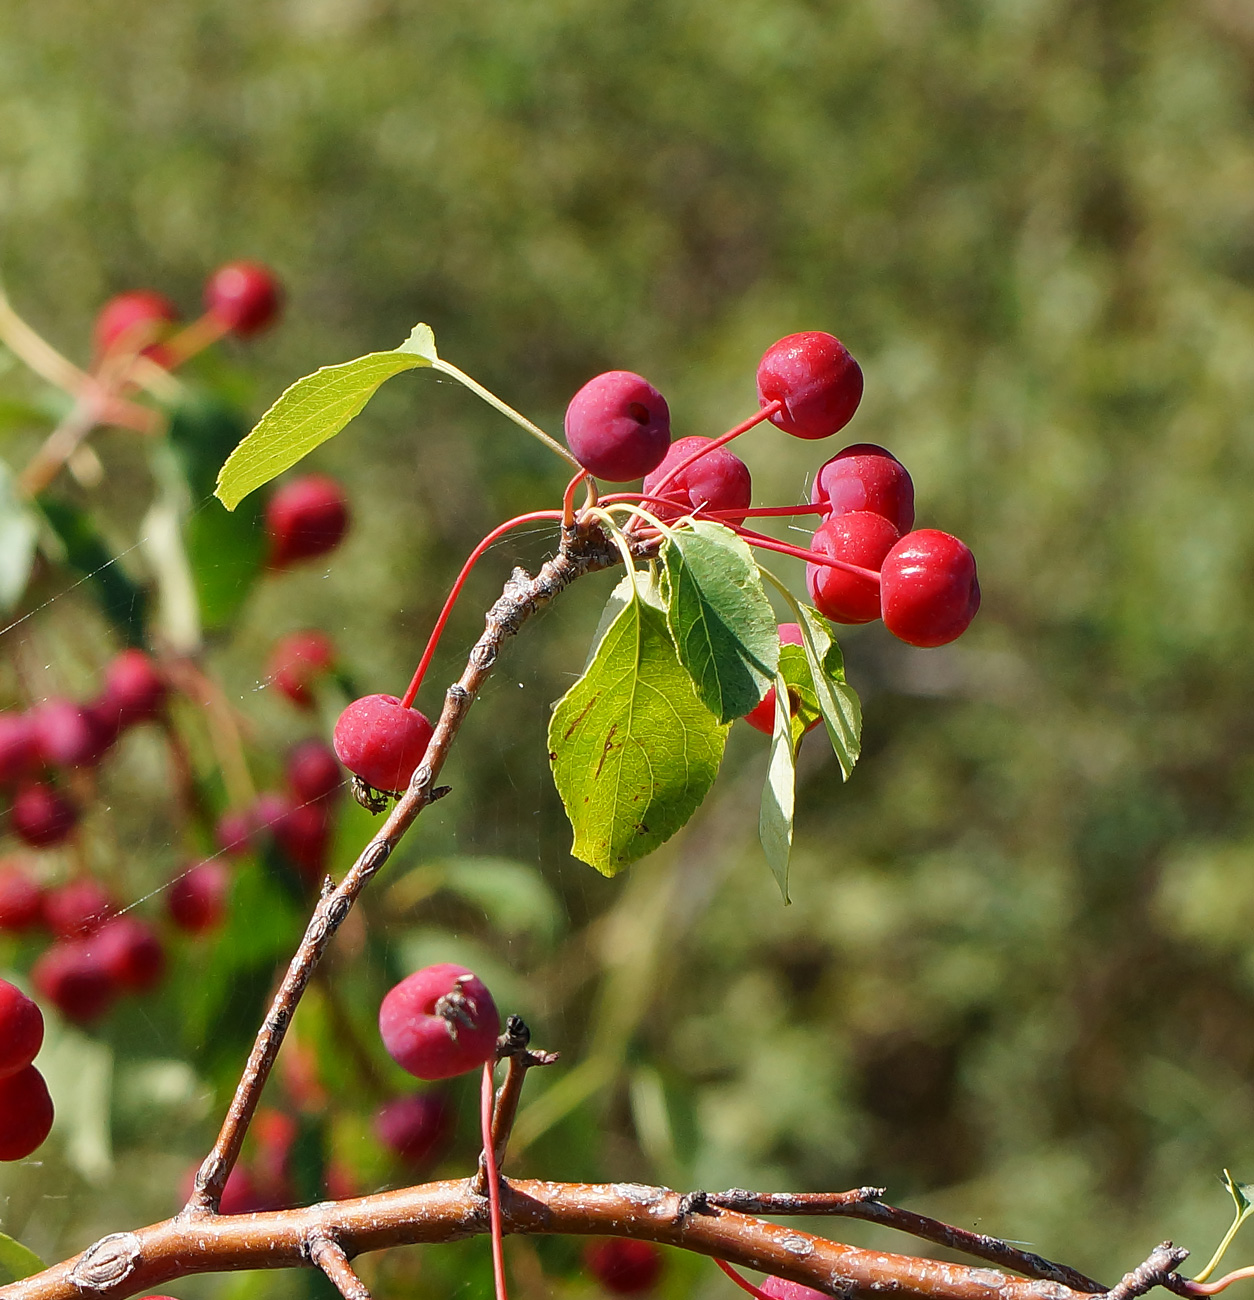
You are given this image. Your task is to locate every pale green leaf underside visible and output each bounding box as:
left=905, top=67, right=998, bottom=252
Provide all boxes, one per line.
left=215, top=325, right=437, bottom=509
left=549, top=573, right=729, bottom=875
left=0, top=1232, right=45, bottom=1284
left=795, top=604, right=862, bottom=780
left=662, top=520, right=778, bottom=724
left=759, top=663, right=797, bottom=903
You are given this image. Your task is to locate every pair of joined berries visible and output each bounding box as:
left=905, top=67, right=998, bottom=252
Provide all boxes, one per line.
left=0, top=978, right=53, bottom=1161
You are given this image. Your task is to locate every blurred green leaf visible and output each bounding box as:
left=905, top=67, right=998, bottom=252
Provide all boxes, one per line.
left=549, top=570, right=728, bottom=875
left=392, top=856, right=564, bottom=943
left=37, top=1018, right=113, bottom=1184
left=184, top=496, right=265, bottom=630
left=661, top=520, right=778, bottom=724
left=759, top=662, right=797, bottom=903
left=215, top=325, right=437, bottom=509
left=0, top=1234, right=45, bottom=1284
left=0, top=459, right=38, bottom=611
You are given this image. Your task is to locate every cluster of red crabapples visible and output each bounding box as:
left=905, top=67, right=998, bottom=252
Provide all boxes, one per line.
left=331, top=330, right=979, bottom=795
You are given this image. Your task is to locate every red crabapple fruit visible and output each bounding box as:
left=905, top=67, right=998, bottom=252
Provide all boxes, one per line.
left=30, top=700, right=102, bottom=769
left=0, top=861, right=43, bottom=932
left=374, top=1091, right=453, bottom=1168
left=216, top=808, right=256, bottom=858
left=286, top=738, right=343, bottom=806
left=583, top=1239, right=664, bottom=1294
left=93, top=290, right=179, bottom=360
left=0, top=1065, right=54, bottom=1161
left=0, top=713, right=37, bottom=785
left=102, top=650, right=167, bottom=729
left=32, top=941, right=117, bottom=1024
left=273, top=802, right=332, bottom=884
left=641, top=436, right=752, bottom=525
left=756, top=332, right=863, bottom=440
left=91, top=917, right=166, bottom=993
left=168, top=861, right=230, bottom=934
left=806, top=511, right=899, bottom=624
left=759, top=1278, right=828, bottom=1300
left=204, top=261, right=283, bottom=336
left=811, top=443, right=914, bottom=535
left=879, top=529, right=980, bottom=648
left=333, top=694, right=433, bottom=794
left=12, top=782, right=78, bottom=848
left=0, top=979, right=43, bottom=1079
left=378, top=963, right=500, bottom=1080
left=564, top=371, right=671, bottom=482
left=43, top=878, right=114, bottom=939
left=741, top=624, right=820, bottom=737
left=269, top=630, right=336, bottom=709
left=266, top=475, right=350, bottom=570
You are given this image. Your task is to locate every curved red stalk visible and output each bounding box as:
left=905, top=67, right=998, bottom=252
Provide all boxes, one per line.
left=646, top=398, right=784, bottom=496
left=733, top=524, right=882, bottom=584
left=715, top=1258, right=775, bottom=1300
left=482, top=1062, right=509, bottom=1300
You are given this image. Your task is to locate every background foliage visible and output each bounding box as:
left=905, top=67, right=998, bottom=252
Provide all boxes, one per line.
left=5, top=0, right=1254, bottom=1296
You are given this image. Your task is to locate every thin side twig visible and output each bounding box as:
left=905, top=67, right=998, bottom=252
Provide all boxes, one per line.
left=1102, top=1245, right=1190, bottom=1300
left=307, top=1232, right=371, bottom=1300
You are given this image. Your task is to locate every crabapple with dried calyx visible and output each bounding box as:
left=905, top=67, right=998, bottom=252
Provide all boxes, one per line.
left=93, top=290, right=179, bottom=361
left=641, top=435, right=753, bottom=525
left=584, top=1239, right=664, bottom=1294
left=204, top=260, right=283, bottom=336
left=756, top=331, right=863, bottom=440
left=811, top=442, right=914, bottom=535
left=0, top=1064, right=54, bottom=1161
left=12, top=781, right=78, bottom=848
left=266, top=474, right=350, bottom=569
left=378, top=963, right=500, bottom=1080
left=742, top=624, right=820, bottom=737
left=806, top=510, right=899, bottom=624
left=564, top=370, right=671, bottom=481
left=168, top=861, right=229, bottom=934
left=880, top=528, right=980, bottom=648
left=333, top=694, right=433, bottom=795
left=0, top=978, right=43, bottom=1079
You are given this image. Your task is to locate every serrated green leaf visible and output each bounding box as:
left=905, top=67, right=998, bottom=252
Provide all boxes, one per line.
left=0, top=459, right=38, bottom=611
left=794, top=604, right=862, bottom=779
left=215, top=330, right=436, bottom=509
left=759, top=662, right=797, bottom=902
left=549, top=571, right=729, bottom=875
left=0, top=1234, right=45, bottom=1284
left=661, top=520, right=778, bottom=724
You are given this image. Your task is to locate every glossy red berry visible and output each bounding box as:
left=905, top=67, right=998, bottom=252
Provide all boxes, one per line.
left=756, top=332, right=863, bottom=440
left=333, top=695, right=433, bottom=795
left=742, top=625, right=819, bottom=737
left=94, top=290, right=179, bottom=359
left=102, top=650, right=167, bottom=729
left=759, top=1277, right=828, bottom=1300
left=0, top=979, right=43, bottom=1079
left=564, top=371, right=671, bottom=482
left=204, top=261, right=283, bottom=336
left=269, top=630, right=336, bottom=710
left=374, top=1091, right=452, bottom=1168
left=91, top=916, right=165, bottom=993
left=0, top=713, right=38, bottom=785
left=641, top=436, right=753, bottom=525
left=811, top=443, right=914, bottom=535
left=880, top=529, right=980, bottom=648
left=43, top=878, right=114, bottom=939
left=583, top=1239, right=664, bottom=1294
left=806, top=511, right=899, bottom=625
left=168, top=861, right=230, bottom=934
left=0, top=860, right=43, bottom=932
left=378, top=963, right=500, bottom=1081
left=32, top=941, right=117, bottom=1023
left=12, top=782, right=78, bottom=848
left=266, top=475, right=350, bottom=570
left=286, top=738, right=343, bottom=806
left=0, top=1065, right=54, bottom=1161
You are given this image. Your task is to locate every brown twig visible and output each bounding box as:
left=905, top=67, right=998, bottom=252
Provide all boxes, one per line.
left=1101, top=1245, right=1190, bottom=1300
left=307, top=1232, right=372, bottom=1300
left=184, top=525, right=618, bottom=1213
left=705, top=1191, right=1108, bottom=1294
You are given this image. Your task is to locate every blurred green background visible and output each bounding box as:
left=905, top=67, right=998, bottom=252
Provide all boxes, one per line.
left=5, top=0, right=1254, bottom=1297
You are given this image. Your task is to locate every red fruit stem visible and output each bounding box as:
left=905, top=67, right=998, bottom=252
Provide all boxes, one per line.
left=482, top=1061, right=510, bottom=1300
left=733, top=525, right=882, bottom=584
left=1184, top=1267, right=1254, bottom=1296
left=561, top=471, right=598, bottom=528
left=715, top=1258, right=775, bottom=1300
left=399, top=510, right=565, bottom=710
left=647, top=398, right=783, bottom=497
left=709, top=502, right=827, bottom=519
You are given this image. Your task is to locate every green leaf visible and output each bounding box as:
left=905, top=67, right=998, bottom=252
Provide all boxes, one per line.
left=168, top=393, right=251, bottom=502
left=184, top=496, right=265, bottom=630
left=777, top=643, right=823, bottom=746
left=0, top=1234, right=45, bottom=1284
left=1196, top=1170, right=1254, bottom=1282
left=549, top=570, right=729, bottom=875
left=661, top=520, right=779, bottom=724
left=389, top=856, right=564, bottom=943
left=794, top=604, right=862, bottom=779
left=0, top=459, right=38, bottom=611
left=759, top=663, right=797, bottom=902
left=215, top=327, right=438, bottom=509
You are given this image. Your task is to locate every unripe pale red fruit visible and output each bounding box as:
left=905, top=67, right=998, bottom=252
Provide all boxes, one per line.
left=880, top=529, right=980, bottom=648
left=286, top=738, right=343, bottom=806
left=30, top=700, right=103, bottom=769
left=756, top=332, right=863, bottom=440
left=742, top=625, right=819, bottom=737
left=269, top=630, right=336, bottom=709
left=272, top=802, right=332, bottom=885
left=759, top=1277, right=829, bottom=1300
left=0, top=713, right=38, bottom=785
left=266, top=475, right=350, bottom=570
left=806, top=511, right=899, bottom=625
left=168, top=861, right=229, bottom=934
left=0, top=1065, right=54, bottom=1161
left=374, top=1091, right=452, bottom=1168
left=0, top=979, right=43, bottom=1079
left=0, top=861, right=43, bottom=932
left=91, top=916, right=165, bottom=993
left=564, top=371, right=671, bottom=482
left=12, top=781, right=78, bottom=848
left=641, top=436, right=753, bottom=525
left=334, top=695, right=433, bottom=794
left=43, top=878, right=114, bottom=939
left=215, top=808, right=255, bottom=859
left=204, top=261, right=283, bottom=336
left=378, top=963, right=500, bottom=1081
left=583, top=1239, right=664, bottom=1294
left=102, top=649, right=167, bottom=728
left=811, top=443, right=914, bottom=535
left=32, top=941, right=117, bottom=1024
left=93, top=290, right=179, bottom=359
